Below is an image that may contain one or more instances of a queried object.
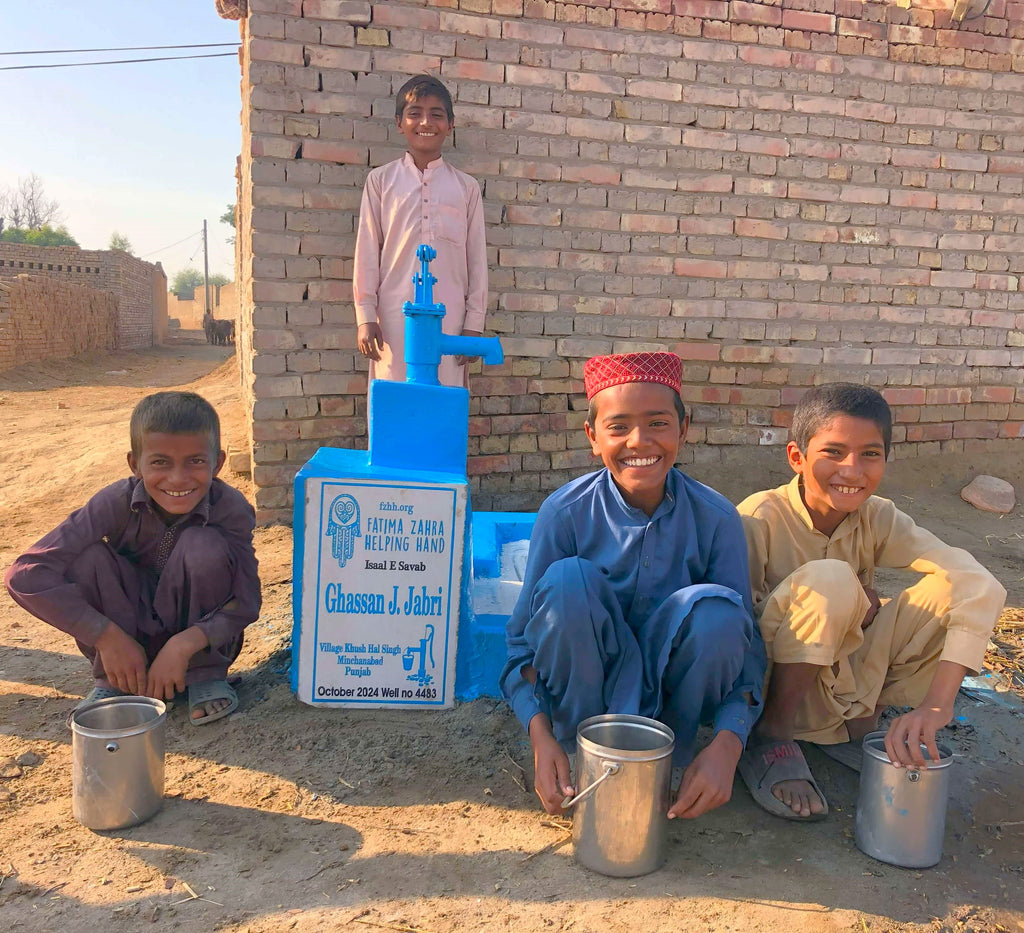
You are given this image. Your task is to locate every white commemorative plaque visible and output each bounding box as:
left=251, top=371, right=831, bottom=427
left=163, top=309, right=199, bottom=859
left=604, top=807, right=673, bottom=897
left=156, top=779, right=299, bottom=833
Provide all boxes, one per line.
left=296, top=477, right=467, bottom=707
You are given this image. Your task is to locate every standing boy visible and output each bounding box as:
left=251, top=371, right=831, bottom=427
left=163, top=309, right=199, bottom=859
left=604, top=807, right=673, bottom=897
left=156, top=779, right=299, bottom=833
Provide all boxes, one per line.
left=353, top=74, right=488, bottom=387
left=5, top=391, right=261, bottom=724
left=737, top=383, right=1005, bottom=820
left=502, top=353, right=766, bottom=819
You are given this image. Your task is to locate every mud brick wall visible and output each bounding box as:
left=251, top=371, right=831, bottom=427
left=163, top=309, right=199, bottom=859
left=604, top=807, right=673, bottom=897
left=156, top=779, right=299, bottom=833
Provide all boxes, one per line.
left=0, top=275, right=117, bottom=372
left=233, top=0, right=1024, bottom=523
left=0, top=243, right=165, bottom=350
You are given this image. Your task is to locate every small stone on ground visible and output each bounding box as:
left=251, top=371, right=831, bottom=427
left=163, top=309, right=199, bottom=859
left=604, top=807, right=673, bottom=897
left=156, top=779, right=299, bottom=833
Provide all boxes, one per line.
left=961, top=475, right=1016, bottom=514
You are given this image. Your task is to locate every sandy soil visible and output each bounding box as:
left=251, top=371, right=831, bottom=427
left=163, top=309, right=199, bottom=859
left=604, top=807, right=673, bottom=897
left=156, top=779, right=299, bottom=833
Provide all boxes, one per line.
left=1, top=336, right=1022, bottom=933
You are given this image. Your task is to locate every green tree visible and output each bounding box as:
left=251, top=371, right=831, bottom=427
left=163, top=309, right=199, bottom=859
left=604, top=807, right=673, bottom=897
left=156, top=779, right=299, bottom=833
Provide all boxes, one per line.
left=1, top=224, right=78, bottom=247
left=108, top=231, right=133, bottom=254
left=171, top=267, right=230, bottom=297
left=220, top=203, right=236, bottom=246
left=171, top=267, right=204, bottom=296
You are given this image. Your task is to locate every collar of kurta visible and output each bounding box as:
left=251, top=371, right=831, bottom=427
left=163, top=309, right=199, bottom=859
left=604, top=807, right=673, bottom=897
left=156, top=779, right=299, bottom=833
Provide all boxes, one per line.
left=129, top=475, right=212, bottom=526
left=402, top=152, right=445, bottom=174
left=786, top=474, right=862, bottom=540
left=603, top=467, right=678, bottom=524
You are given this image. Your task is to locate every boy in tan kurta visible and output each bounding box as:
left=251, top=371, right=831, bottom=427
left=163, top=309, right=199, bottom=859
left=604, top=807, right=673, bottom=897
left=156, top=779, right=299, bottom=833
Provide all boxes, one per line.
left=736, top=383, right=1005, bottom=821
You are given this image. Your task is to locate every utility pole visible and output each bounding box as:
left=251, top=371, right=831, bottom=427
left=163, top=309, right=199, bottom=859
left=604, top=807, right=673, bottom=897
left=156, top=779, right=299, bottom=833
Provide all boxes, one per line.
left=202, top=218, right=211, bottom=312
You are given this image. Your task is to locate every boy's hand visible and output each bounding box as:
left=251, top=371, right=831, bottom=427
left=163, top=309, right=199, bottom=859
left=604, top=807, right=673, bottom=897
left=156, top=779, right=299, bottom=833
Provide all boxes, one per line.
left=455, top=328, right=482, bottom=366
left=884, top=704, right=952, bottom=769
left=94, top=623, right=148, bottom=696
left=147, top=628, right=210, bottom=701
left=668, top=730, right=742, bottom=820
left=529, top=714, right=574, bottom=814
left=861, top=585, right=881, bottom=629
left=357, top=322, right=384, bottom=361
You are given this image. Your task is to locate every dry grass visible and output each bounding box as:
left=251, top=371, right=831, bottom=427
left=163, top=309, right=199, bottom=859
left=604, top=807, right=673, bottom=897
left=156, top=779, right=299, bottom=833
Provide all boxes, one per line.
left=985, top=607, right=1024, bottom=701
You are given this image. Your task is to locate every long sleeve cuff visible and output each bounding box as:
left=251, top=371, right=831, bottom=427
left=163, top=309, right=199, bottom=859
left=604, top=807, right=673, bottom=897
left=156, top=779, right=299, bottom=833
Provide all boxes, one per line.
left=505, top=674, right=544, bottom=733
left=353, top=304, right=378, bottom=328
left=940, top=627, right=990, bottom=675
left=712, top=695, right=759, bottom=748
left=71, top=605, right=115, bottom=648
left=462, top=308, right=487, bottom=333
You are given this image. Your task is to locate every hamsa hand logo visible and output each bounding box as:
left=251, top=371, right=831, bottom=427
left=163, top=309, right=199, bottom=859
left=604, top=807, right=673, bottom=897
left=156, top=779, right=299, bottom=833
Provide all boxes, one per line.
left=325, top=494, right=361, bottom=568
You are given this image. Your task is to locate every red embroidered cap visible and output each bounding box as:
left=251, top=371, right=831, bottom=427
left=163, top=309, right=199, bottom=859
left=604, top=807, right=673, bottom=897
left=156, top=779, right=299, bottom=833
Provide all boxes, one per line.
left=583, top=352, right=683, bottom=400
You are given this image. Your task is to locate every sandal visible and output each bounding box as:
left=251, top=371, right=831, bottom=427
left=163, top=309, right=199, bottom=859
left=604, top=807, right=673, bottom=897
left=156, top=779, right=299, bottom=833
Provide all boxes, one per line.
left=187, top=679, right=238, bottom=726
left=738, top=736, right=829, bottom=822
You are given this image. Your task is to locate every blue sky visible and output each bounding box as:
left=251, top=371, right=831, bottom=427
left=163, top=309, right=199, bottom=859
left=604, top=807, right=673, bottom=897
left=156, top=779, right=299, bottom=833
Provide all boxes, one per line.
left=2, top=0, right=242, bottom=281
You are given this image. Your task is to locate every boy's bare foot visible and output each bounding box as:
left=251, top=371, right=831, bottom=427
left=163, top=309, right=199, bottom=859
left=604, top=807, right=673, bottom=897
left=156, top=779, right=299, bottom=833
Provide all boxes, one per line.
left=737, top=735, right=828, bottom=821
left=771, top=775, right=826, bottom=818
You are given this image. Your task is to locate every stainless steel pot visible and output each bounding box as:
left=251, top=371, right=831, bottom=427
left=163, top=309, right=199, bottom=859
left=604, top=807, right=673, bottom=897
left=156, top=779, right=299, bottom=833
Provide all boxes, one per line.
left=71, top=696, right=167, bottom=831
left=854, top=730, right=952, bottom=868
left=563, top=714, right=674, bottom=877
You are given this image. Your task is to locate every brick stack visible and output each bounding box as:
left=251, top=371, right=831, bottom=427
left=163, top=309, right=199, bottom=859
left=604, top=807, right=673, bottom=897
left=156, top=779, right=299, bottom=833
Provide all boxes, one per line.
left=0, top=274, right=117, bottom=372
left=0, top=243, right=165, bottom=350
left=234, top=0, right=1024, bottom=523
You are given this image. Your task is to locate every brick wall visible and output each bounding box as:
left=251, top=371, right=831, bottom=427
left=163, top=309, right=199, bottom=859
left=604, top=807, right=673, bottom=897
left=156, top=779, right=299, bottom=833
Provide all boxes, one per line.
left=0, top=243, right=165, bottom=350
left=0, top=274, right=117, bottom=372
left=233, top=0, right=1024, bottom=524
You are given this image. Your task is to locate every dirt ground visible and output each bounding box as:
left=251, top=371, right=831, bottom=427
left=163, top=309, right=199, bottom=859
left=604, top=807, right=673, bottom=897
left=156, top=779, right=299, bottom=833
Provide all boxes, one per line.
left=1, top=337, right=1022, bottom=933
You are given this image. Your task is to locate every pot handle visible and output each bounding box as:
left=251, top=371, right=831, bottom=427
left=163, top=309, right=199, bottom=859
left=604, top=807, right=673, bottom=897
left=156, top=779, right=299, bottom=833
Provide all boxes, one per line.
left=560, top=761, right=620, bottom=810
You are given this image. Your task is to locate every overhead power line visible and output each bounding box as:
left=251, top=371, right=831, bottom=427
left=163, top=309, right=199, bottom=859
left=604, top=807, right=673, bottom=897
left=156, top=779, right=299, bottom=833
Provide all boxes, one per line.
left=0, top=52, right=236, bottom=72
left=140, top=230, right=203, bottom=260
left=0, top=42, right=238, bottom=56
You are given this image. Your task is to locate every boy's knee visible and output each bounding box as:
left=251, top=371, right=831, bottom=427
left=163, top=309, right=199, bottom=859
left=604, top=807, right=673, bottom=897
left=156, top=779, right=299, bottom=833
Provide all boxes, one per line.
left=792, top=559, right=861, bottom=601
left=176, top=526, right=232, bottom=575
left=527, top=557, right=613, bottom=643
left=683, top=594, right=750, bottom=656
left=67, top=541, right=119, bottom=584
left=537, top=555, right=602, bottom=590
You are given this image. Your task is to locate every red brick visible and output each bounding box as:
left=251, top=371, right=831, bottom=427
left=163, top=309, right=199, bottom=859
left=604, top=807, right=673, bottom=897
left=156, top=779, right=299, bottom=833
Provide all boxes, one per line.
left=883, top=388, right=927, bottom=405
left=738, top=46, right=792, bottom=68
left=441, top=59, right=505, bottom=82
left=673, top=0, right=730, bottom=18
left=731, top=0, right=781, bottom=25
left=681, top=128, right=738, bottom=150
left=736, top=218, right=788, bottom=240
left=728, top=260, right=781, bottom=279
left=301, top=140, right=368, bottom=163
left=674, top=258, right=729, bottom=278
left=371, top=5, right=438, bottom=28
left=976, top=386, right=1015, bottom=403
left=674, top=341, right=721, bottom=361
left=563, top=164, right=622, bottom=185
left=781, top=9, right=836, bottom=32
left=678, top=217, right=735, bottom=235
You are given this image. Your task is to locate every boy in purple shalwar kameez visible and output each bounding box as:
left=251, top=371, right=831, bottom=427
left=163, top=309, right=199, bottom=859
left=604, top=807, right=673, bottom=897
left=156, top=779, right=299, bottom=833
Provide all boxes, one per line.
left=5, top=391, right=260, bottom=724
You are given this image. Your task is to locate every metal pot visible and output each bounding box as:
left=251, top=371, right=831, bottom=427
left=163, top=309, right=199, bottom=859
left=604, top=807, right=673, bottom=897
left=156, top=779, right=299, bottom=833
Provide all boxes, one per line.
left=563, top=714, right=674, bottom=877
left=854, top=730, right=952, bottom=868
left=71, top=696, right=167, bottom=831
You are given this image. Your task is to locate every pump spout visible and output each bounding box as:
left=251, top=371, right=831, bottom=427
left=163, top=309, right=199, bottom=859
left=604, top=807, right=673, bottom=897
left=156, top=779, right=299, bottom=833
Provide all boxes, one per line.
left=439, top=333, right=504, bottom=366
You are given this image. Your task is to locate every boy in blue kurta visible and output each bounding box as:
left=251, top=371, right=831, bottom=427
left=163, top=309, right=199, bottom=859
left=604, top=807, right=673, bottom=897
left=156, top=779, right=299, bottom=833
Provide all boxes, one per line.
left=501, top=353, right=766, bottom=818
